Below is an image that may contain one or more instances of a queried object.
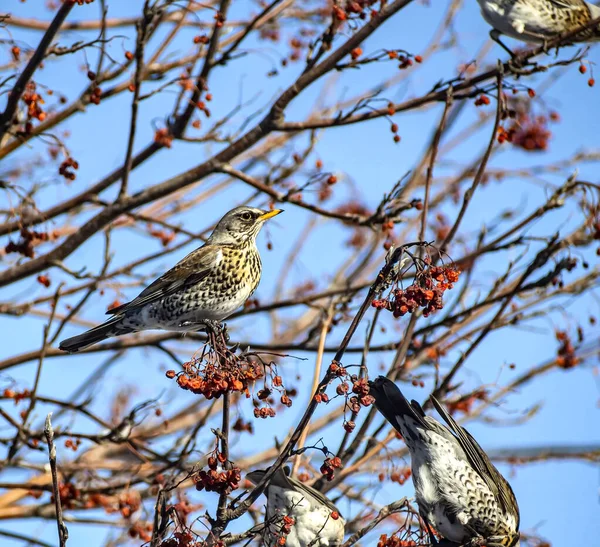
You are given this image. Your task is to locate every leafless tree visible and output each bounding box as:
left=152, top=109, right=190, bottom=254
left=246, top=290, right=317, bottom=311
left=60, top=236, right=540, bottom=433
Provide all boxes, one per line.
left=0, top=1, right=599, bottom=546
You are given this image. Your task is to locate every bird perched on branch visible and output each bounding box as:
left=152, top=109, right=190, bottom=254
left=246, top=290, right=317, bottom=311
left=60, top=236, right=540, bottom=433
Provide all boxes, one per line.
left=476, top=0, right=600, bottom=54
left=246, top=467, right=345, bottom=547
left=59, top=206, right=282, bottom=353
left=369, top=376, right=520, bottom=547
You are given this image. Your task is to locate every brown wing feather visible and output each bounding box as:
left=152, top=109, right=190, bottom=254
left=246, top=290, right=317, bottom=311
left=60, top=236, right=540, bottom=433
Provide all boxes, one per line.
left=431, top=396, right=519, bottom=521
left=106, top=245, right=221, bottom=315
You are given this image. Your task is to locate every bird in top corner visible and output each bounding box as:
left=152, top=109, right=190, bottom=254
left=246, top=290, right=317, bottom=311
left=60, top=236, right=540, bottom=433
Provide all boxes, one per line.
left=476, top=0, right=600, bottom=54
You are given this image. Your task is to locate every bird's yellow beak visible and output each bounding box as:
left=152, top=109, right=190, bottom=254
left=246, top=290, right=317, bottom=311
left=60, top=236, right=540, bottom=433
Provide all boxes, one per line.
left=258, top=209, right=283, bottom=221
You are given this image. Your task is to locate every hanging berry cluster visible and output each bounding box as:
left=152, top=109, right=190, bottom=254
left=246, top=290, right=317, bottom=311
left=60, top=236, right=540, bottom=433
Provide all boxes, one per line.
left=166, top=345, right=263, bottom=399
left=445, top=389, right=488, bottom=415
left=159, top=531, right=203, bottom=547
left=333, top=0, right=380, bottom=22
left=377, top=534, right=417, bottom=547
left=320, top=456, right=343, bottom=481
left=268, top=514, right=296, bottom=546
left=253, top=371, right=295, bottom=419
left=329, top=362, right=375, bottom=433
left=555, top=330, right=580, bottom=369
left=193, top=450, right=241, bottom=495
left=4, top=228, right=60, bottom=259
left=372, top=263, right=461, bottom=318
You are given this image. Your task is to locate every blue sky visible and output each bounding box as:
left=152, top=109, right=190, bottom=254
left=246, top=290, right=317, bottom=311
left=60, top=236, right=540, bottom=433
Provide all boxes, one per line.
left=1, top=0, right=599, bottom=545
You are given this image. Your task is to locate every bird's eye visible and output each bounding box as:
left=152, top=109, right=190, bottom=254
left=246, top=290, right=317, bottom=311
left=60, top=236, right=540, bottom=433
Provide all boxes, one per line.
left=240, top=212, right=253, bottom=221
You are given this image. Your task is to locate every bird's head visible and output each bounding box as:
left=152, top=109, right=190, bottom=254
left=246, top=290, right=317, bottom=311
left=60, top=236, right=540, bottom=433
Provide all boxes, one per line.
left=209, top=206, right=283, bottom=245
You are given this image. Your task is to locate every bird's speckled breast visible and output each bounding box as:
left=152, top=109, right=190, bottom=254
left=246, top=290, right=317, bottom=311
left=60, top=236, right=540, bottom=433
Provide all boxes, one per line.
left=139, top=243, right=262, bottom=329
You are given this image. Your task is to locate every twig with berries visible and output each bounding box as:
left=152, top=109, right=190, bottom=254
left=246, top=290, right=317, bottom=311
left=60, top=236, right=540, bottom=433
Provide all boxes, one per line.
left=343, top=498, right=409, bottom=547
left=226, top=241, right=427, bottom=522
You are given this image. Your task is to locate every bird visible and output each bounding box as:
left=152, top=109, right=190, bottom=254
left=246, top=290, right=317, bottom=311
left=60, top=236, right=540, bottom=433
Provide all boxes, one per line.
left=476, top=0, right=600, bottom=54
left=369, top=376, right=520, bottom=547
left=59, top=206, right=282, bottom=353
left=246, top=466, right=345, bottom=547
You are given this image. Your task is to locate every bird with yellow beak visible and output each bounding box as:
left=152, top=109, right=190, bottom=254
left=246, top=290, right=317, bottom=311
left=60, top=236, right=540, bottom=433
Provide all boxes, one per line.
left=60, top=206, right=282, bottom=352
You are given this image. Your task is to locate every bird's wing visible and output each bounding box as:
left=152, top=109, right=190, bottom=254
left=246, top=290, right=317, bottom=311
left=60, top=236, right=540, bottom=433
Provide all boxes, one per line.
left=106, top=245, right=222, bottom=315
left=286, top=474, right=343, bottom=516
left=247, top=467, right=343, bottom=516
left=430, top=396, right=519, bottom=520
left=546, top=0, right=588, bottom=11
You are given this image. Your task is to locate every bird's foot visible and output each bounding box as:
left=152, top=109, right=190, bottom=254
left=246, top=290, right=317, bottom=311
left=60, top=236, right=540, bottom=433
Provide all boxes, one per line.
left=200, top=319, right=230, bottom=344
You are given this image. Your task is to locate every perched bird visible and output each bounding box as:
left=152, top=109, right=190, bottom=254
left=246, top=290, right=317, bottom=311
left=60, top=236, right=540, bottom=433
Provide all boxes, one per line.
left=476, top=0, right=600, bottom=53
left=246, top=467, right=345, bottom=547
left=59, top=206, right=282, bottom=353
left=369, top=376, right=520, bottom=547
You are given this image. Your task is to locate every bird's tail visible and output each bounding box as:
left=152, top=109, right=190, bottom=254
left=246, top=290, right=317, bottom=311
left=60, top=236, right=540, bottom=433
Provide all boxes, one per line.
left=59, top=315, right=132, bottom=353
left=368, top=376, right=428, bottom=435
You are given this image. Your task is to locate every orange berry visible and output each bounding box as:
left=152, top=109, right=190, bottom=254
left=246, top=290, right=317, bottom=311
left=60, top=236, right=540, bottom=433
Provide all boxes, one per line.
left=350, top=47, right=362, bottom=60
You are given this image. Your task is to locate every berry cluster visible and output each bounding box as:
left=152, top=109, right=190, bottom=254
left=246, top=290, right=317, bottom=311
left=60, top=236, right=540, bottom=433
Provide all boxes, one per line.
left=389, top=467, right=412, bottom=486
left=372, top=265, right=460, bottom=318
left=159, top=531, right=203, bottom=547
left=59, top=156, right=79, bottom=180
left=271, top=514, right=296, bottom=546
left=377, top=534, right=416, bottom=547
left=128, top=522, right=153, bottom=542
left=167, top=349, right=263, bottom=400
left=193, top=452, right=241, bottom=495
left=118, top=490, right=141, bottom=519
left=446, top=390, right=488, bottom=415
left=333, top=0, right=379, bottom=22
left=64, top=438, right=81, bottom=451
left=555, top=330, right=580, bottom=369
left=54, top=481, right=81, bottom=510
left=154, top=128, right=174, bottom=148
left=21, top=81, right=46, bottom=124
left=320, top=456, right=342, bottom=481
left=3, top=387, right=31, bottom=403
left=4, top=228, right=59, bottom=259
left=148, top=225, right=176, bottom=247
left=328, top=362, right=375, bottom=432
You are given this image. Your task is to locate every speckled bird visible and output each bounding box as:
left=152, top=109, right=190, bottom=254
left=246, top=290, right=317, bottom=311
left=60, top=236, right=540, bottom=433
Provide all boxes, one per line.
left=59, top=206, right=282, bottom=353
left=477, top=0, right=600, bottom=52
left=370, top=376, right=520, bottom=547
left=247, top=467, right=345, bottom=547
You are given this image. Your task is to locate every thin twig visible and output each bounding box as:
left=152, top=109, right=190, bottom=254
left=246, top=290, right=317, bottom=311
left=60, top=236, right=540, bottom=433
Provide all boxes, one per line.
left=44, top=413, right=68, bottom=547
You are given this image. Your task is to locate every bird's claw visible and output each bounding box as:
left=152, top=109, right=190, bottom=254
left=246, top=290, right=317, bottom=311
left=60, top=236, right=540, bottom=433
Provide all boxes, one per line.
left=201, top=319, right=230, bottom=344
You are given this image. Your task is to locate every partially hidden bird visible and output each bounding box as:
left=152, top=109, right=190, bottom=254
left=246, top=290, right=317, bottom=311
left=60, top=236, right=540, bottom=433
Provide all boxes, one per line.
left=369, top=376, right=520, bottom=547
left=59, top=206, right=282, bottom=353
left=476, top=0, right=600, bottom=53
left=246, top=466, right=345, bottom=547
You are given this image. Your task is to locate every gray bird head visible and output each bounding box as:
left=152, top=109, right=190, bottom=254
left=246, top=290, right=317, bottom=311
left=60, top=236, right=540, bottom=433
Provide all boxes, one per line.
left=208, top=206, right=283, bottom=245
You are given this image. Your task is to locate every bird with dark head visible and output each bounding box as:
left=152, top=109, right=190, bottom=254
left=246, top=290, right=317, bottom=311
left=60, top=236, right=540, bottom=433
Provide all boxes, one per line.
left=246, top=466, right=345, bottom=547
left=369, top=376, right=520, bottom=547
left=59, top=206, right=282, bottom=353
